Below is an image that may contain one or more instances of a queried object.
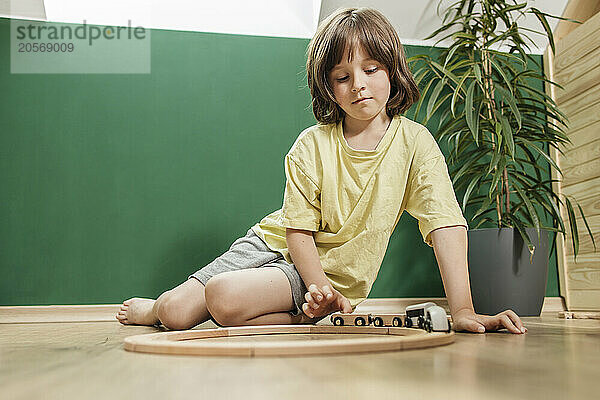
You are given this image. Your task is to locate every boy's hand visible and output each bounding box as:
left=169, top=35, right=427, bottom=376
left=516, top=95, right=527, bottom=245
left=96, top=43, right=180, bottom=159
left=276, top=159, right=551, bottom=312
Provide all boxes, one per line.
left=302, top=284, right=352, bottom=319
left=452, top=308, right=527, bottom=334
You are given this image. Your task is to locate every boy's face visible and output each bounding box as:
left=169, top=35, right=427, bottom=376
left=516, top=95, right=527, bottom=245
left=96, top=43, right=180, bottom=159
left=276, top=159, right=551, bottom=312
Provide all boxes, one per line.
left=328, top=45, right=391, bottom=124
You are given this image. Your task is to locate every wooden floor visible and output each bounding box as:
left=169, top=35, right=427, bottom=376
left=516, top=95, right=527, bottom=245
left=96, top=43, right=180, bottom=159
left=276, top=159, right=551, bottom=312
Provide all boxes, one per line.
left=1, top=311, right=599, bottom=400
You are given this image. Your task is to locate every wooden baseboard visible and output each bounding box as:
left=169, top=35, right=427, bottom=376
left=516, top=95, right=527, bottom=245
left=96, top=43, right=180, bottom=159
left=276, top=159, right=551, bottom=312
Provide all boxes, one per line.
left=541, top=297, right=567, bottom=314
left=0, top=297, right=567, bottom=324
left=0, top=304, right=122, bottom=324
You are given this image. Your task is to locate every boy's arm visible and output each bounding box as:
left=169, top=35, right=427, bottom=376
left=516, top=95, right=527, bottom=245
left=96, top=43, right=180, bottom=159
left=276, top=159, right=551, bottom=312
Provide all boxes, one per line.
left=429, top=225, right=475, bottom=316
left=286, top=228, right=353, bottom=317
left=430, top=225, right=527, bottom=334
left=285, top=228, right=330, bottom=289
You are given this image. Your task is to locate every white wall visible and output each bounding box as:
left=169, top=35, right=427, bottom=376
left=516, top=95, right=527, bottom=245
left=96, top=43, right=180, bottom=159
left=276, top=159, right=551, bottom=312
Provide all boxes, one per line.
left=0, top=0, right=46, bottom=20
left=2, top=0, right=322, bottom=39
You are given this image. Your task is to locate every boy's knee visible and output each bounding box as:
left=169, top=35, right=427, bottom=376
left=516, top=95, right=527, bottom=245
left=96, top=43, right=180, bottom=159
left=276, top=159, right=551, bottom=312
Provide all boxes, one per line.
left=156, top=293, right=196, bottom=330
left=204, top=276, right=245, bottom=326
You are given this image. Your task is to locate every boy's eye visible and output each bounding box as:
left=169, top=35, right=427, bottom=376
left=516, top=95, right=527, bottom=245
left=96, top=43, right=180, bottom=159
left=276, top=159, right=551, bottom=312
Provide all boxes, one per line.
left=335, top=67, right=378, bottom=82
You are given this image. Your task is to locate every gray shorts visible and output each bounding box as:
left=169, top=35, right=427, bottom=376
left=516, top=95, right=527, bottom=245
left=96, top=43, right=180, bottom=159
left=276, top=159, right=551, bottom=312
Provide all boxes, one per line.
left=188, top=228, right=307, bottom=318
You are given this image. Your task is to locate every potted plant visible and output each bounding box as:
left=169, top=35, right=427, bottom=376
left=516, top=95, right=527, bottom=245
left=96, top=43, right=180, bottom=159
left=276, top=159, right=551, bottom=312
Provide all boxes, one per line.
left=407, top=0, right=596, bottom=316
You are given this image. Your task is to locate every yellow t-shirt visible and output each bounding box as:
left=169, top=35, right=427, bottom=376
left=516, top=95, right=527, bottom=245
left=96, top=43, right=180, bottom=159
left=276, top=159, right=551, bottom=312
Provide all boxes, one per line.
left=251, top=114, right=468, bottom=308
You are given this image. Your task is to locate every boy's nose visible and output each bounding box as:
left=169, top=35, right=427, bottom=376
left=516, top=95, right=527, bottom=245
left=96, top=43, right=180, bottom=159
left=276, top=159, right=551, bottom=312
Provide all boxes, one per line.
left=352, top=81, right=365, bottom=92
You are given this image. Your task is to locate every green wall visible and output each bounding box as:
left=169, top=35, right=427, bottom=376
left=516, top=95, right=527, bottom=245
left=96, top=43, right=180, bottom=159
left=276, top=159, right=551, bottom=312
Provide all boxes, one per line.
left=0, top=18, right=558, bottom=305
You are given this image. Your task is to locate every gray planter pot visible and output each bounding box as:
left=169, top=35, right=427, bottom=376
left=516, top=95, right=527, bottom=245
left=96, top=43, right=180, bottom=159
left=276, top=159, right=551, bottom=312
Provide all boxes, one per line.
left=467, top=227, right=550, bottom=316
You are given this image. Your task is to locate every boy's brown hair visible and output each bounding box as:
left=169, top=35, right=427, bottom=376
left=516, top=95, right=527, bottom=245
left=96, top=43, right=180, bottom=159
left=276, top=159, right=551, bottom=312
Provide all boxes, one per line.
left=306, top=7, right=420, bottom=125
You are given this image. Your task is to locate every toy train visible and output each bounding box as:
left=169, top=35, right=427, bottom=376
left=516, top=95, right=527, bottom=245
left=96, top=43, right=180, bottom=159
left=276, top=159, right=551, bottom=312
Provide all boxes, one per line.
left=330, top=302, right=452, bottom=333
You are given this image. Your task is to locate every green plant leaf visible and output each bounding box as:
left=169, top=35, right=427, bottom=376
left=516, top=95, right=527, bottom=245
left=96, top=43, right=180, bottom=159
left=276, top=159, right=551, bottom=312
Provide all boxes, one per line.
left=451, top=147, right=487, bottom=184
left=509, top=172, right=565, bottom=234
left=493, top=83, right=521, bottom=129
left=462, top=176, right=481, bottom=213
left=512, top=183, right=540, bottom=238
left=443, top=43, right=462, bottom=70
left=484, top=29, right=516, bottom=49
left=541, top=191, right=565, bottom=233
left=498, top=2, right=527, bottom=16
left=425, top=93, right=453, bottom=125
left=488, top=157, right=504, bottom=198
left=488, top=137, right=503, bottom=175
left=412, top=68, right=430, bottom=87
left=473, top=62, right=482, bottom=85
left=451, top=71, right=471, bottom=117
left=521, top=187, right=556, bottom=223
left=507, top=214, right=536, bottom=262
left=516, top=137, right=562, bottom=175
left=473, top=194, right=495, bottom=220
left=575, top=201, right=597, bottom=251
left=500, top=115, right=515, bottom=160
left=427, top=78, right=446, bottom=120
left=429, top=60, right=463, bottom=86
left=489, top=57, right=514, bottom=95
left=515, top=82, right=557, bottom=107
left=423, top=8, right=475, bottom=41
left=495, top=120, right=503, bottom=149
left=518, top=103, right=569, bottom=129
left=564, top=196, right=579, bottom=260
left=465, top=80, right=478, bottom=144
left=472, top=218, right=491, bottom=229
left=452, top=32, right=477, bottom=41
left=529, top=8, right=556, bottom=54
left=437, top=113, right=467, bottom=143
left=487, top=48, right=526, bottom=67
left=413, top=77, right=435, bottom=121
left=518, top=145, right=544, bottom=182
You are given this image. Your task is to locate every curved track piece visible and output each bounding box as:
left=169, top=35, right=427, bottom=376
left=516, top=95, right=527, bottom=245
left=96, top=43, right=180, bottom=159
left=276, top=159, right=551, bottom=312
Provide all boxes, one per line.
left=124, top=325, right=454, bottom=357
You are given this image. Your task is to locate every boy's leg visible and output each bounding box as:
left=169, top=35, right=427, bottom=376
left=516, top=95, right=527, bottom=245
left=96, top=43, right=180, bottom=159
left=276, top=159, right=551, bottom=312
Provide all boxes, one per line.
left=154, top=278, right=212, bottom=329
left=117, top=278, right=211, bottom=330
left=204, top=267, right=320, bottom=326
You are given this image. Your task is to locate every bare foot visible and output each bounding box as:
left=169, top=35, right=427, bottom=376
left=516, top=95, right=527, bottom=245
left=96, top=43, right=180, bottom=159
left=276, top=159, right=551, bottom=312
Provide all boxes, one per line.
left=116, top=298, right=160, bottom=326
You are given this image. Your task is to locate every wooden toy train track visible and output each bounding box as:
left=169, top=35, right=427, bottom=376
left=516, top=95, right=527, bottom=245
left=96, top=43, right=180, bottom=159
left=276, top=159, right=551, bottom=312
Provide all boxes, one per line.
left=124, top=324, right=454, bottom=357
